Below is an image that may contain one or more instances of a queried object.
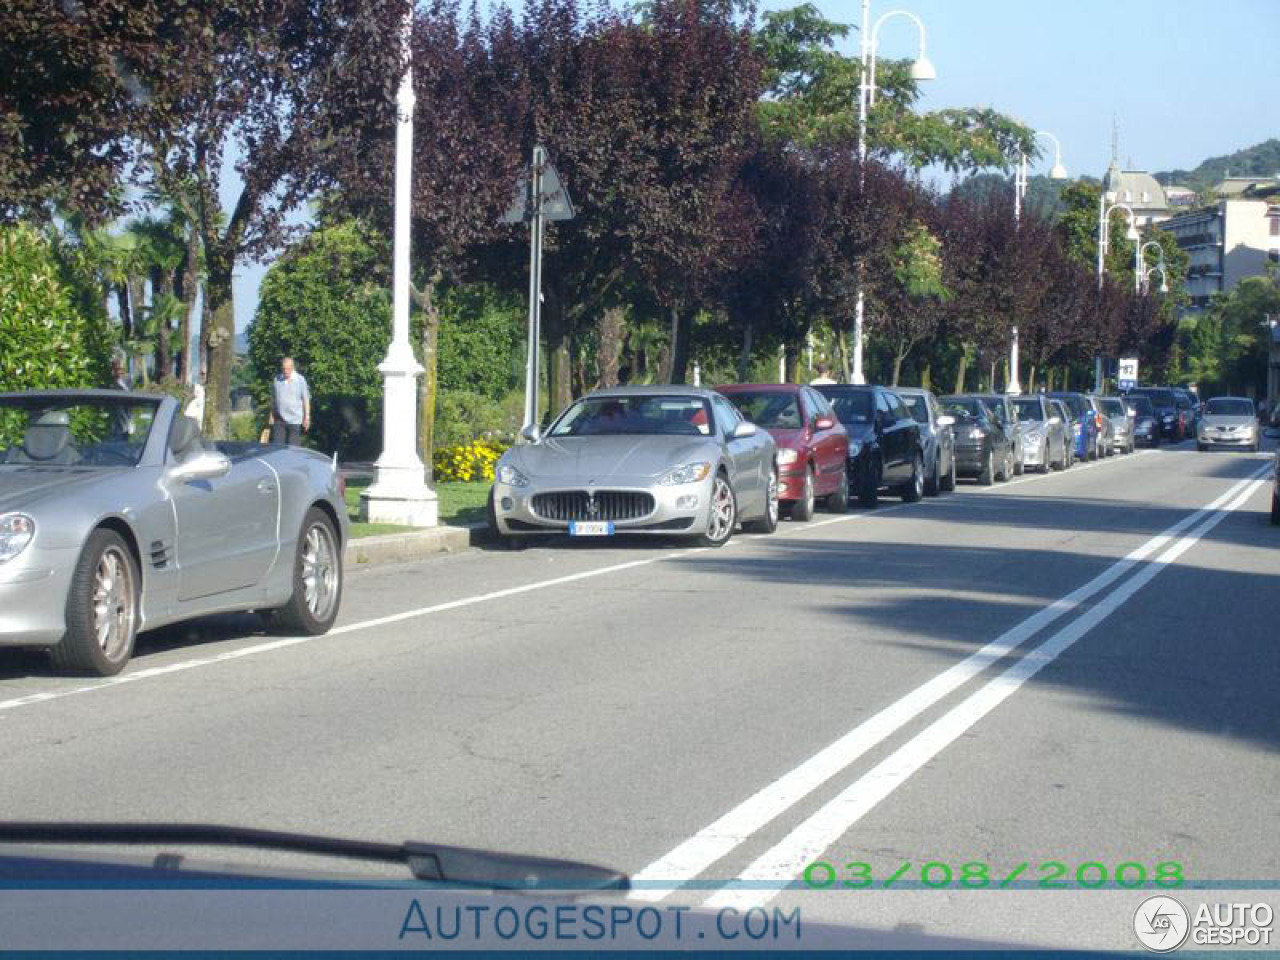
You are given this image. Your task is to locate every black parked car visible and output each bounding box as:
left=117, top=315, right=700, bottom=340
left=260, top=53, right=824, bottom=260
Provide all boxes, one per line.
left=940, top=395, right=1017, bottom=485
left=1126, top=394, right=1160, bottom=447
left=816, top=385, right=925, bottom=507
left=1125, top=386, right=1185, bottom=441
left=896, top=387, right=957, bottom=496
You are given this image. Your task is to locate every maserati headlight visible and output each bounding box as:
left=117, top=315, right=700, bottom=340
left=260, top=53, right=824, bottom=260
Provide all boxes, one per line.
left=776, top=448, right=800, bottom=467
left=0, top=513, right=35, bottom=565
left=659, top=461, right=712, bottom=485
left=496, top=463, right=529, bottom=487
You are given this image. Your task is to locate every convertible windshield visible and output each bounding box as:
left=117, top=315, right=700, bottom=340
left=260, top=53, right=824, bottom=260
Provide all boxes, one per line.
left=1012, top=397, right=1044, bottom=421
left=1204, top=398, right=1255, bottom=417
left=549, top=395, right=711, bottom=437
left=722, top=391, right=801, bottom=429
left=0, top=395, right=158, bottom=467
left=818, top=390, right=872, bottom=425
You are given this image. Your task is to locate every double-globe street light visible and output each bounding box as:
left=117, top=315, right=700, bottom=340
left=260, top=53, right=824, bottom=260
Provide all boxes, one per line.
left=851, top=0, right=935, bottom=385
left=1008, top=130, right=1068, bottom=395
left=1136, top=240, right=1169, bottom=295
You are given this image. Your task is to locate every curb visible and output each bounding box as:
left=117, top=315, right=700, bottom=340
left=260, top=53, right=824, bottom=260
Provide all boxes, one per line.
left=344, top=525, right=475, bottom=567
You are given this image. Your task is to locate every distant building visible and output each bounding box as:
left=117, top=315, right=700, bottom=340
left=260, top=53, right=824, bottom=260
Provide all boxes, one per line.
left=1103, top=160, right=1170, bottom=226
left=1210, top=176, right=1280, bottom=198
left=1164, top=185, right=1198, bottom=207
left=1162, top=198, right=1280, bottom=311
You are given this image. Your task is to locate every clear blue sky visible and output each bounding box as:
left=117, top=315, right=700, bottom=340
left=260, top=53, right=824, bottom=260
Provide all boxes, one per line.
left=232, top=0, right=1280, bottom=333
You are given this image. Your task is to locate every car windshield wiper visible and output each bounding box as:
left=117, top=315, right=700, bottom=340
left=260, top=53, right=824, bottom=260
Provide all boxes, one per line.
left=0, top=822, right=628, bottom=892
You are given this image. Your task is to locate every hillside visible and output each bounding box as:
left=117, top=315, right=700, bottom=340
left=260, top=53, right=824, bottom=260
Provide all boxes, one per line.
left=1154, top=138, right=1280, bottom=189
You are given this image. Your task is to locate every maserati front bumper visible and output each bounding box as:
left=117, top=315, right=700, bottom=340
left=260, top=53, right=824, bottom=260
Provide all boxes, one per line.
left=490, top=475, right=712, bottom=537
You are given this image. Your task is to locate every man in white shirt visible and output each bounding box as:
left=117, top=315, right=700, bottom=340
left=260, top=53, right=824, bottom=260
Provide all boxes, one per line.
left=268, top=356, right=311, bottom=446
left=810, top=362, right=837, bottom=385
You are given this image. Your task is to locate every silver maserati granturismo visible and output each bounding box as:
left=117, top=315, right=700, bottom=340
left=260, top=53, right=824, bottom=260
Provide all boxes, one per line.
left=488, top=386, right=779, bottom=547
left=0, top=390, right=348, bottom=676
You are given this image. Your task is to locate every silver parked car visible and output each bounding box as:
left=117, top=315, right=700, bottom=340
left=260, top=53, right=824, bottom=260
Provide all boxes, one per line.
left=0, top=390, right=348, bottom=676
left=1011, top=394, right=1071, bottom=471
left=1087, top=395, right=1116, bottom=457
left=1097, top=396, right=1135, bottom=454
left=896, top=387, right=956, bottom=496
left=1197, top=397, right=1260, bottom=452
left=487, top=386, right=778, bottom=547
left=1272, top=448, right=1279, bottom=526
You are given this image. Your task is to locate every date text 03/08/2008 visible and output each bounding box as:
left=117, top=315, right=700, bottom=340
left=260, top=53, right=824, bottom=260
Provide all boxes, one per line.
left=801, top=860, right=1186, bottom=890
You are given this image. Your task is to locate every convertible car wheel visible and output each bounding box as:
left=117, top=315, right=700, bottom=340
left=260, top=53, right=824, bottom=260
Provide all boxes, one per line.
left=271, top=507, right=343, bottom=634
left=743, top=468, right=779, bottom=534
left=693, top=473, right=736, bottom=548
left=50, top=528, right=139, bottom=676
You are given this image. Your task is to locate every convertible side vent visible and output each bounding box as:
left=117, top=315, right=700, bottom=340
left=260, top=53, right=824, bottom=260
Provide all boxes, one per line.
left=149, top=539, right=173, bottom=569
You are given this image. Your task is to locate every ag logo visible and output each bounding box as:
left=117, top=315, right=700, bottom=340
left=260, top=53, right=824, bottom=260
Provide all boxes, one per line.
left=1134, top=895, right=1190, bottom=952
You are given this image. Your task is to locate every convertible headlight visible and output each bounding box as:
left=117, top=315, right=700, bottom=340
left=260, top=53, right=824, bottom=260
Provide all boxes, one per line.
left=0, top=513, right=35, bottom=564
left=496, top=463, right=529, bottom=487
left=659, top=461, right=712, bottom=485
left=776, top=448, right=800, bottom=467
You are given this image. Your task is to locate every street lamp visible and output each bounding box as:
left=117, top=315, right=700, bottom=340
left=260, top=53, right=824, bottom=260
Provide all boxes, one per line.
left=1136, top=240, right=1169, bottom=295
left=1093, top=194, right=1140, bottom=392
left=1009, top=130, right=1067, bottom=395
left=359, top=6, right=437, bottom=527
left=852, top=0, right=934, bottom=385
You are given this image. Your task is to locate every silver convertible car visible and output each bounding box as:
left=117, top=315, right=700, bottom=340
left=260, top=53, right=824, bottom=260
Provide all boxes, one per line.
left=487, top=386, right=778, bottom=547
left=0, top=390, right=348, bottom=676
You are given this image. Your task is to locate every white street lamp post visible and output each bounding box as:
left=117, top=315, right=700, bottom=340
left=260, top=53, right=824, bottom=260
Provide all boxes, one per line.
left=360, top=8, right=438, bottom=527
left=1093, top=193, right=1141, bottom=392
left=1009, top=131, right=1066, bottom=396
left=852, top=0, right=933, bottom=385
left=1136, top=240, right=1168, bottom=295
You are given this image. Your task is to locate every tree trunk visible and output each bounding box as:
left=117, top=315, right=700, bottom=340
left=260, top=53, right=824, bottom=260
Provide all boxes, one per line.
left=835, top=329, right=851, bottom=383
left=784, top=341, right=801, bottom=383
left=412, top=279, right=439, bottom=482
left=596, top=306, right=625, bottom=388
left=665, top=304, right=690, bottom=384
left=1027, top=363, right=1037, bottom=394
left=736, top=320, right=753, bottom=383
left=988, top=359, right=997, bottom=393
left=115, top=286, right=132, bottom=343
left=920, top=360, right=932, bottom=391
left=953, top=348, right=969, bottom=394
left=153, top=267, right=173, bottom=381
left=176, top=225, right=200, bottom=381
left=891, top=340, right=908, bottom=387
left=201, top=257, right=235, bottom=440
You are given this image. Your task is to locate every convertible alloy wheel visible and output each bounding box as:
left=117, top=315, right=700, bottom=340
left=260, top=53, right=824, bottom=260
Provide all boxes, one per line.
left=301, top=521, right=340, bottom=623
left=697, top=474, right=737, bottom=547
left=50, top=528, right=139, bottom=676
left=269, top=507, right=344, bottom=634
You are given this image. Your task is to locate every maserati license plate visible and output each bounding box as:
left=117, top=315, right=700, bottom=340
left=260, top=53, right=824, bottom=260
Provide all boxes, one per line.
left=569, top=521, right=614, bottom=537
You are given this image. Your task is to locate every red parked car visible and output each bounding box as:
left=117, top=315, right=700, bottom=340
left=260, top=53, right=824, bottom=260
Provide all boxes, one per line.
left=717, top=383, right=850, bottom=520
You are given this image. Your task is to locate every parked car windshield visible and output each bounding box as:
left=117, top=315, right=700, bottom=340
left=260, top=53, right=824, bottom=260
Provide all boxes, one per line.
left=1101, top=398, right=1127, bottom=416
left=722, top=391, right=802, bottom=429
left=943, top=397, right=988, bottom=420
left=1128, top=396, right=1154, bottom=416
left=1129, top=387, right=1176, bottom=408
left=0, top=395, right=158, bottom=467
left=818, top=390, right=873, bottom=425
left=901, top=395, right=930, bottom=424
left=1204, top=398, right=1255, bottom=417
left=1051, top=394, right=1091, bottom=419
left=1012, top=397, right=1044, bottom=421
left=549, top=395, right=712, bottom=437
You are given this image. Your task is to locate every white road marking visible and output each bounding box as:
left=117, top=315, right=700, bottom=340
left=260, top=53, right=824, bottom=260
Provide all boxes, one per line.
left=703, top=465, right=1272, bottom=911
left=0, top=442, right=1241, bottom=718
left=627, top=465, right=1261, bottom=900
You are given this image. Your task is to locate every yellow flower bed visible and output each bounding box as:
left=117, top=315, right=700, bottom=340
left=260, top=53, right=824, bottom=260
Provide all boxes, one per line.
left=433, top=438, right=507, bottom=483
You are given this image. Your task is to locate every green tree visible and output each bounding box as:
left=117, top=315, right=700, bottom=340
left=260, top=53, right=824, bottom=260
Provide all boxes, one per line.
left=0, top=223, right=112, bottom=391
left=248, top=221, right=397, bottom=460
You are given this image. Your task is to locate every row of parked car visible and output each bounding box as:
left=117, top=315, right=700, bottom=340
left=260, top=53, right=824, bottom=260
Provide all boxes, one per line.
left=490, top=380, right=1267, bottom=549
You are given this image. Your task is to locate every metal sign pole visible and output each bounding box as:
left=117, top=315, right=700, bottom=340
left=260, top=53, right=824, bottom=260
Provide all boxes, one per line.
left=523, top=146, right=546, bottom=433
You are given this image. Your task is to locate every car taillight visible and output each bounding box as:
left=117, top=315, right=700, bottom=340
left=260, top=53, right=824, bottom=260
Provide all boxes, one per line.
left=1095, top=413, right=1102, bottom=429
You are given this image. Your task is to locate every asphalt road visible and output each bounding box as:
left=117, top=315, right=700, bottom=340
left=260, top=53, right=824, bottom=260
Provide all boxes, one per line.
left=2, top=436, right=1277, bottom=950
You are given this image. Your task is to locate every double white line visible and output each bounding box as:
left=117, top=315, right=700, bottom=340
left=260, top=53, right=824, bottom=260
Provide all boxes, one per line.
left=631, top=463, right=1272, bottom=908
